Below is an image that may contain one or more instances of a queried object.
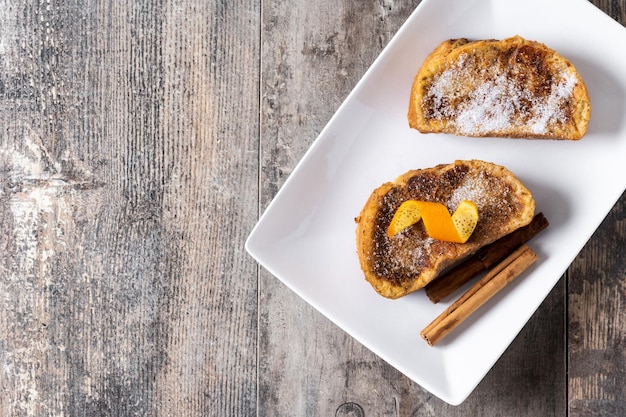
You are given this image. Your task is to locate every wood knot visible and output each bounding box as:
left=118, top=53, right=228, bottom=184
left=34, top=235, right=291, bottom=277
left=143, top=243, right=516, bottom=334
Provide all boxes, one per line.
left=335, top=402, right=364, bottom=417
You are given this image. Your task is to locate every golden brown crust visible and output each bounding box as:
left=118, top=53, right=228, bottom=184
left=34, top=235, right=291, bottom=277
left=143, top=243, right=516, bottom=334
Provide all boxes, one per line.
left=355, top=160, right=535, bottom=299
left=408, top=36, right=591, bottom=140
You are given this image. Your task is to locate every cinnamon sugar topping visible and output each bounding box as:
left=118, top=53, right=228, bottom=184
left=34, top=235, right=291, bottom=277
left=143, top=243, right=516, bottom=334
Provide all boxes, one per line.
left=425, top=52, right=579, bottom=136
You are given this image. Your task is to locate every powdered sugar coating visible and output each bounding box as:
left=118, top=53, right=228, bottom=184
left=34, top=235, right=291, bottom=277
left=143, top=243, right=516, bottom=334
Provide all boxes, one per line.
left=425, top=52, right=579, bottom=136
left=446, top=170, right=508, bottom=211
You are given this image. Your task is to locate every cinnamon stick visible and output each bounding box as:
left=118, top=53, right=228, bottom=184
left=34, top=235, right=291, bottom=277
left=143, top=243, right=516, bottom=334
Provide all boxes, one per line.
left=420, top=244, right=537, bottom=347
left=425, top=212, right=548, bottom=303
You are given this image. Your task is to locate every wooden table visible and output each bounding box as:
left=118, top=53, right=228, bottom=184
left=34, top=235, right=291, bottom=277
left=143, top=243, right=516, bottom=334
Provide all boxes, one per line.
left=0, top=0, right=624, bottom=415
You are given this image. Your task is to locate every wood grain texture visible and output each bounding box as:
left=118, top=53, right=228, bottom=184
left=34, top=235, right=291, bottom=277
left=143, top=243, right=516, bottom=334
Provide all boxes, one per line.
left=568, top=193, right=626, bottom=416
left=0, top=1, right=259, bottom=416
left=568, top=4, right=626, bottom=417
left=259, top=1, right=425, bottom=415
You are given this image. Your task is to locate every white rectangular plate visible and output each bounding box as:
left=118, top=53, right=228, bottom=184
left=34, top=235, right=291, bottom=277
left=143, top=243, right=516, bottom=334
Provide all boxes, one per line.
left=246, top=0, right=626, bottom=405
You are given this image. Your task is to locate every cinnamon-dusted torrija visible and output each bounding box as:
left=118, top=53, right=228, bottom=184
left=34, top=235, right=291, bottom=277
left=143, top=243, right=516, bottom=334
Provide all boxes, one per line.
left=355, top=160, right=535, bottom=299
left=408, top=36, right=591, bottom=140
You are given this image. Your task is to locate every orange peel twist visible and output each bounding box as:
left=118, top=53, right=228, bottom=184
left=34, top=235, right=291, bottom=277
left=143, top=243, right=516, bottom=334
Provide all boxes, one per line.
left=387, top=200, right=479, bottom=243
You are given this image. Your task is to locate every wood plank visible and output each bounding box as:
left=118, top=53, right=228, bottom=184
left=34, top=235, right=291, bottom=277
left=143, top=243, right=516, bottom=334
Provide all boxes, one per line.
left=258, top=1, right=565, bottom=415
left=568, top=4, right=626, bottom=417
left=0, top=1, right=260, bottom=415
left=258, top=1, right=423, bottom=414
left=568, top=193, right=626, bottom=417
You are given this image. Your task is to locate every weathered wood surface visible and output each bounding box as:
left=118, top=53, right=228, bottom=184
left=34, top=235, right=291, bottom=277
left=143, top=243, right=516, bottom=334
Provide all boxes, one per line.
left=0, top=0, right=623, bottom=416
left=0, top=1, right=259, bottom=416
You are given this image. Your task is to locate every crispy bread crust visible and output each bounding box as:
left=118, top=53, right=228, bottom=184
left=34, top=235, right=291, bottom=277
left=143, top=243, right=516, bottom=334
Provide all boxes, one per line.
left=355, top=160, right=535, bottom=299
left=408, top=36, right=591, bottom=140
